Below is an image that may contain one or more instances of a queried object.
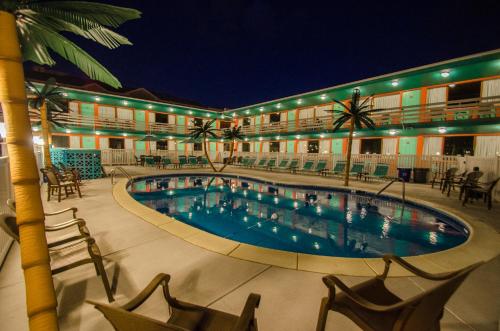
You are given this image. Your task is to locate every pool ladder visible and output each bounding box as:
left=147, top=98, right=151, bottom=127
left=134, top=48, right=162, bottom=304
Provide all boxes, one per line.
left=368, top=177, right=406, bottom=222
left=110, top=167, right=132, bottom=185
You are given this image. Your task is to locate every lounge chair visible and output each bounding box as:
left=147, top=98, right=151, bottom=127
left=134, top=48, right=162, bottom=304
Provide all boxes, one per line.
left=297, top=160, right=327, bottom=175
left=41, top=168, right=82, bottom=202
left=462, top=177, right=500, bottom=209
left=272, top=159, right=289, bottom=171
left=254, top=157, right=268, bottom=169
left=260, top=158, right=276, bottom=170
left=454, top=171, right=483, bottom=199
left=234, top=156, right=249, bottom=167
left=144, top=157, right=155, bottom=167
left=324, top=161, right=346, bottom=177
left=0, top=213, right=114, bottom=302
left=431, top=167, right=458, bottom=189
left=362, top=164, right=390, bottom=182
left=286, top=159, right=299, bottom=172
left=316, top=254, right=483, bottom=331
left=200, top=157, right=209, bottom=167
left=161, top=157, right=173, bottom=169
left=294, top=160, right=314, bottom=173
left=188, top=155, right=199, bottom=167
left=88, top=273, right=260, bottom=331
left=244, top=157, right=257, bottom=168
left=178, top=155, right=188, bottom=168
left=348, top=162, right=365, bottom=179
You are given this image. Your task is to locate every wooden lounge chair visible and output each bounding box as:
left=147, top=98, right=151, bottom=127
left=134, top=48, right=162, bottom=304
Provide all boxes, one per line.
left=0, top=213, right=114, bottom=302
left=462, top=176, right=499, bottom=209
left=88, top=273, right=260, bottom=331
left=362, top=164, right=390, bottom=182
left=316, top=255, right=483, bottom=331
left=42, top=168, right=82, bottom=202
left=324, top=161, right=346, bottom=177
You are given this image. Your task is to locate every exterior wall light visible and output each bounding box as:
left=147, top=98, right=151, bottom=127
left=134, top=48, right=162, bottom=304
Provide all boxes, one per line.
left=295, top=135, right=301, bottom=139
left=276, top=136, right=281, bottom=140
left=259, top=107, right=264, bottom=112
left=389, top=129, right=397, bottom=135
left=276, top=103, right=281, bottom=109
left=391, top=79, right=399, bottom=87
left=123, top=101, right=128, bottom=105
left=259, top=137, right=263, bottom=141
left=448, top=84, right=456, bottom=88
left=319, top=134, right=325, bottom=138
left=441, top=69, right=450, bottom=78
left=188, top=111, right=193, bottom=115
left=95, top=96, right=101, bottom=101
left=297, top=99, right=303, bottom=105
left=123, top=133, right=128, bottom=137
left=168, top=136, right=173, bottom=140
left=245, top=109, right=250, bottom=114
left=147, top=104, right=153, bottom=109
left=168, top=107, right=174, bottom=112
left=206, top=113, right=211, bottom=117
left=244, top=138, right=249, bottom=141
left=438, top=127, right=447, bottom=134
left=95, top=131, right=101, bottom=135
left=65, top=129, right=71, bottom=133
left=320, top=94, right=327, bottom=100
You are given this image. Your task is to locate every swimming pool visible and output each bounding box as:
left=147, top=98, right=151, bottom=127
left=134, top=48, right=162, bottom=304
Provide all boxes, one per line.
left=128, top=174, right=469, bottom=258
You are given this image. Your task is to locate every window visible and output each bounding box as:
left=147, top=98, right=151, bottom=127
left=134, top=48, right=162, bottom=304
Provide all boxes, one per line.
left=242, top=118, right=251, bottom=126
left=223, top=143, right=231, bottom=152
left=270, top=113, right=281, bottom=123
left=242, top=142, right=250, bottom=152
left=269, top=141, right=280, bottom=152
left=444, top=136, right=474, bottom=156
left=194, top=142, right=202, bottom=151
left=51, top=135, right=69, bottom=148
left=448, top=82, right=481, bottom=102
left=193, top=117, right=203, bottom=126
left=220, top=121, right=231, bottom=129
left=109, top=138, right=125, bottom=149
left=156, top=113, right=169, bottom=124
left=360, top=139, right=382, bottom=154
left=307, top=140, right=319, bottom=153
left=157, top=140, right=168, bottom=150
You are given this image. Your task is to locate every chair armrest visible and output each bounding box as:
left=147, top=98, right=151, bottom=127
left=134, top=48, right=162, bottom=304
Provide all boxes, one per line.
left=323, top=275, right=406, bottom=313
left=44, top=218, right=86, bottom=232
left=233, top=293, right=261, bottom=331
left=381, top=254, right=466, bottom=280
left=120, top=273, right=171, bottom=311
left=45, top=207, right=78, bottom=219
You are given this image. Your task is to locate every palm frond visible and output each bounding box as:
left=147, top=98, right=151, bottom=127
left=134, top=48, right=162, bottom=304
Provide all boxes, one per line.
left=22, top=1, right=141, bottom=29
left=358, top=116, right=376, bottom=129
left=331, top=115, right=350, bottom=132
left=22, top=22, right=121, bottom=88
left=331, top=99, right=350, bottom=112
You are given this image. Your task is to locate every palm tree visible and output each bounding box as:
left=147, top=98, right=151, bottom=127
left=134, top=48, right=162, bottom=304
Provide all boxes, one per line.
left=0, top=2, right=139, bottom=329
left=327, top=88, right=383, bottom=187
left=188, top=119, right=219, bottom=172
left=218, top=126, right=244, bottom=172
left=27, top=78, right=68, bottom=167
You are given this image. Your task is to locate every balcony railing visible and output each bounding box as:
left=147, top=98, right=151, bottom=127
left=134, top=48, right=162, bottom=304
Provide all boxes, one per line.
left=240, top=96, right=500, bottom=136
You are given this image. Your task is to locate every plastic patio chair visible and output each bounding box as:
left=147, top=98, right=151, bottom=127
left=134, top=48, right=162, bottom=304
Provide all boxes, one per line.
left=88, top=273, right=260, bottom=331
left=316, top=255, right=483, bottom=331
left=0, top=213, right=114, bottom=302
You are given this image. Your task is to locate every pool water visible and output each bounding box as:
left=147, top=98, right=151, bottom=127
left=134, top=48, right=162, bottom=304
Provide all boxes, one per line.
left=129, top=175, right=469, bottom=258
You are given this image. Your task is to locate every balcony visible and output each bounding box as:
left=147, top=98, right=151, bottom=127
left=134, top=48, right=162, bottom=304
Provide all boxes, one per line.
left=240, top=96, right=499, bottom=136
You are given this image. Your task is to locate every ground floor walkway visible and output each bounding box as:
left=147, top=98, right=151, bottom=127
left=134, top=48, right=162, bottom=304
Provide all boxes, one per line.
left=0, top=166, right=498, bottom=330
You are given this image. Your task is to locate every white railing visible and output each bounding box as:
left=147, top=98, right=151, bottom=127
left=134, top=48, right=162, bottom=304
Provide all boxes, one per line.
left=0, top=156, right=14, bottom=267
left=100, top=149, right=225, bottom=165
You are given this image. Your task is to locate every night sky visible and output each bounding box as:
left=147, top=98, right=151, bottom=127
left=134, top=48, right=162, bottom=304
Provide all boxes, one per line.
left=45, top=0, right=500, bottom=109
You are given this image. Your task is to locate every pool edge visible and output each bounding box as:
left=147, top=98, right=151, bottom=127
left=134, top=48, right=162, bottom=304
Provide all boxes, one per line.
left=113, top=175, right=500, bottom=277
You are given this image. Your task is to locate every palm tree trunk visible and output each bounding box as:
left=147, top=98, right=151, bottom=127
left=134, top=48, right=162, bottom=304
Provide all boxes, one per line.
left=0, top=11, right=59, bottom=331
left=344, top=119, right=355, bottom=186
left=218, top=140, right=234, bottom=172
left=40, top=102, right=52, bottom=168
left=203, top=136, right=217, bottom=172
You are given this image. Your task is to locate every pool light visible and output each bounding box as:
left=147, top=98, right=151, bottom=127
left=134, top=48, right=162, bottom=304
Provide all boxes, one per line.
left=291, top=235, right=297, bottom=242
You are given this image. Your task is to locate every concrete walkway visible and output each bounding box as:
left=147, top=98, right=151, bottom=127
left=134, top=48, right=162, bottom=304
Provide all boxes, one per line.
left=0, top=166, right=498, bottom=330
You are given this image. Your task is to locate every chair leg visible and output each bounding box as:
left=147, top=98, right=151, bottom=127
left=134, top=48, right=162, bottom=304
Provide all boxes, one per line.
left=94, top=257, right=114, bottom=302
left=47, top=186, right=51, bottom=201
left=315, top=297, right=330, bottom=331
left=58, top=187, right=62, bottom=202
left=75, top=183, right=82, bottom=198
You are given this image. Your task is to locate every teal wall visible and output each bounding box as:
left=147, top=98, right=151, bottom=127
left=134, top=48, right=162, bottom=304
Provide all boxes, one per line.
left=135, top=141, right=146, bottom=151
left=177, top=142, right=185, bottom=152
left=82, top=136, right=95, bottom=148
left=398, top=137, right=417, bottom=155
left=401, top=90, right=420, bottom=124
left=80, top=103, right=94, bottom=124
left=331, top=139, right=343, bottom=154
left=286, top=141, right=294, bottom=152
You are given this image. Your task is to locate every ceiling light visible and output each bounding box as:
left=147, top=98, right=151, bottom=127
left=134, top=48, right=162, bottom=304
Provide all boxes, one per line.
left=320, top=94, right=327, bottom=100
left=391, top=79, right=399, bottom=87
left=440, top=69, right=450, bottom=78
left=353, top=132, right=357, bottom=136
left=147, top=104, right=153, bottom=109
left=245, top=109, right=250, bottom=114
left=123, top=133, right=128, bottom=137
left=276, top=103, right=281, bottom=109
left=168, top=107, right=174, bottom=112
left=168, top=136, right=173, bottom=140
left=438, top=127, right=447, bottom=134
left=62, top=92, right=68, bottom=97
left=95, top=131, right=101, bottom=135
left=232, top=113, right=236, bottom=117
left=297, top=99, right=303, bottom=105
left=65, top=129, right=71, bottom=133
left=295, top=135, right=301, bottom=139
left=258, top=137, right=263, bottom=141
left=389, top=129, right=397, bottom=135
left=259, top=107, right=264, bottom=112
left=95, top=96, right=101, bottom=101
left=206, top=113, right=211, bottom=117
left=188, top=111, right=193, bottom=115
left=276, top=136, right=281, bottom=140
left=244, top=137, right=249, bottom=141
left=123, top=101, right=128, bottom=105
left=448, top=84, right=456, bottom=88
left=319, top=134, right=325, bottom=138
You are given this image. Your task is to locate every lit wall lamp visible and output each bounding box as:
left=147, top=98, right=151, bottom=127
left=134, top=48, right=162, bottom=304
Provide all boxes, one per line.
left=440, top=69, right=450, bottom=78
left=438, top=127, right=447, bottom=134
left=391, top=79, right=399, bottom=87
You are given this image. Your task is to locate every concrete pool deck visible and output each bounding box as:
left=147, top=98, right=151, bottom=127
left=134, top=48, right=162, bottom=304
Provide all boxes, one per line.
left=0, top=166, right=499, bottom=330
